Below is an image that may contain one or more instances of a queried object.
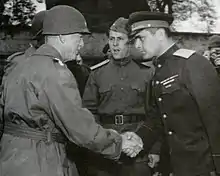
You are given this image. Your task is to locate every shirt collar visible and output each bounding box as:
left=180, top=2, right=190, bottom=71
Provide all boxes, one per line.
left=111, top=55, right=132, bottom=66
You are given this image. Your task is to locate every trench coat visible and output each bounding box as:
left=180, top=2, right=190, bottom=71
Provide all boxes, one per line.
left=0, top=44, right=122, bottom=176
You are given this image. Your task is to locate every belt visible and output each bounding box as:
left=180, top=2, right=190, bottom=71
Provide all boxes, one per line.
left=100, top=114, right=145, bottom=125
left=0, top=122, right=67, bottom=144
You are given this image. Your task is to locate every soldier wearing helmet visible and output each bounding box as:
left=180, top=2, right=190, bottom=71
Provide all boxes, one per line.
left=0, top=5, right=143, bottom=176
left=83, top=17, right=154, bottom=176
left=1, top=10, right=47, bottom=84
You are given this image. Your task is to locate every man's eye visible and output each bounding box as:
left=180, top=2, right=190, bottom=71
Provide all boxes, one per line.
left=140, top=37, right=145, bottom=41
left=135, top=36, right=144, bottom=42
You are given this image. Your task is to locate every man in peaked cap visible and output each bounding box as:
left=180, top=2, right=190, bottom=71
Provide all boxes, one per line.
left=128, top=11, right=220, bottom=176
left=208, top=35, right=220, bottom=74
left=0, top=5, right=143, bottom=176
left=83, top=16, right=154, bottom=176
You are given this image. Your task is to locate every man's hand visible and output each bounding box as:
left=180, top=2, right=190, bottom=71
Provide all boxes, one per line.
left=121, top=132, right=143, bottom=158
left=148, top=154, right=160, bottom=168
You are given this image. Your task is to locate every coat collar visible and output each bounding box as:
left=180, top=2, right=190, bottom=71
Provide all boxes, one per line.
left=153, top=43, right=179, bottom=66
left=33, top=44, right=62, bottom=61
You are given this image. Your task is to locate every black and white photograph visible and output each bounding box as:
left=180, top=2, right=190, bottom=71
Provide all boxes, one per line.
left=0, top=1, right=220, bottom=176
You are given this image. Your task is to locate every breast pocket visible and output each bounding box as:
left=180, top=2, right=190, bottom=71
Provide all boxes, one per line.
left=99, top=85, right=112, bottom=101
left=131, top=84, right=145, bottom=93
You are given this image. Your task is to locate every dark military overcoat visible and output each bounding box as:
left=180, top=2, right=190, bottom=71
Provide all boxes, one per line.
left=138, top=44, right=220, bottom=176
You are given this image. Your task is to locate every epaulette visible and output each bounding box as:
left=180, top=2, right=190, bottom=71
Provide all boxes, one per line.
left=173, top=49, right=196, bottom=59
left=90, top=59, right=110, bottom=70
left=6, top=51, right=24, bottom=62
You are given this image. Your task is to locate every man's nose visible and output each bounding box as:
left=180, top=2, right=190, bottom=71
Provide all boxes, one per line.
left=135, top=39, right=142, bottom=50
left=113, top=39, right=119, bottom=46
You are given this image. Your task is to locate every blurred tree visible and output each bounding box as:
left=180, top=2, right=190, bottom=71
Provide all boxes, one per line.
left=0, top=0, right=8, bottom=25
left=172, top=0, right=217, bottom=32
left=2, top=0, right=36, bottom=26
left=147, top=0, right=172, bottom=13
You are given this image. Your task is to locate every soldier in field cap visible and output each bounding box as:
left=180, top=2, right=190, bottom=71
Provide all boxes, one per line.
left=83, top=16, right=154, bottom=176
left=0, top=5, right=143, bottom=176
left=128, top=11, right=220, bottom=176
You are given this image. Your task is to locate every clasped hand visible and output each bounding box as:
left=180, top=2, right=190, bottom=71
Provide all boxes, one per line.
left=121, top=132, right=143, bottom=158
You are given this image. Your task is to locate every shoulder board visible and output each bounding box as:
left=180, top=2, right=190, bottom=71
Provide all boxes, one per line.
left=6, top=51, right=24, bottom=62
left=173, top=49, right=196, bottom=59
left=90, top=59, right=110, bottom=70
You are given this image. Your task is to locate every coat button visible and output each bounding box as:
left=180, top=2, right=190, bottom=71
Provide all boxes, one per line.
left=157, top=64, right=162, bottom=68
left=158, top=97, right=162, bottom=102
left=163, top=114, right=167, bottom=119
left=121, top=78, right=124, bottom=80
left=156, top=81, right=160, bottom=85
left=121, top=87, right=124, bottom=90
left=168, top=131, right=173, bottom=135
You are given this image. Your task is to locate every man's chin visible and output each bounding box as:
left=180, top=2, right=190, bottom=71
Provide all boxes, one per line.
left=142, top=54, right=152, bottom=60
left=112, top=55, right=123, bottom=60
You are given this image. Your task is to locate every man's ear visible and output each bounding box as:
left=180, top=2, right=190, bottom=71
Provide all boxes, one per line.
left=59, top=35, right=65, bottom=44
left=155, top=28, right=165, bottom=41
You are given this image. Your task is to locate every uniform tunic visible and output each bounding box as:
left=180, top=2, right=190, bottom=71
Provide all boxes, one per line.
left=0, top=44, right=122, bottom=176
left=83, top=57, right=154, bottom=119
left=138, top=44, right=220, bottom=176
left=83, top=56, right=154, bottom=176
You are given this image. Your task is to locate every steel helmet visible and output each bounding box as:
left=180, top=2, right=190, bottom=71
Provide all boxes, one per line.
left=31, top=10, right=47, bottom=39
left=42, top=5, right=90, bottom=35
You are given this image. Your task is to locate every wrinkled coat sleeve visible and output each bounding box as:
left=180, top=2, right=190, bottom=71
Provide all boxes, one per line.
left=40, top=66, right=121, bottom=160
left=182, top=55, right=220, bottom=173
left=83, top=72, right=99, bottom=117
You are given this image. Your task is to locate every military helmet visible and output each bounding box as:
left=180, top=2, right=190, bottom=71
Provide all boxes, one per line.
left=43, top=5, right=90, bottom=35
left=31, top=10, right=47, bottom=39
left=208, top=35, right=220, bottom=49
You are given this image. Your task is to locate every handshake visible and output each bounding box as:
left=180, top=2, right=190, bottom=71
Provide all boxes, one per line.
left=121, top=132, right=143, bottom=158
